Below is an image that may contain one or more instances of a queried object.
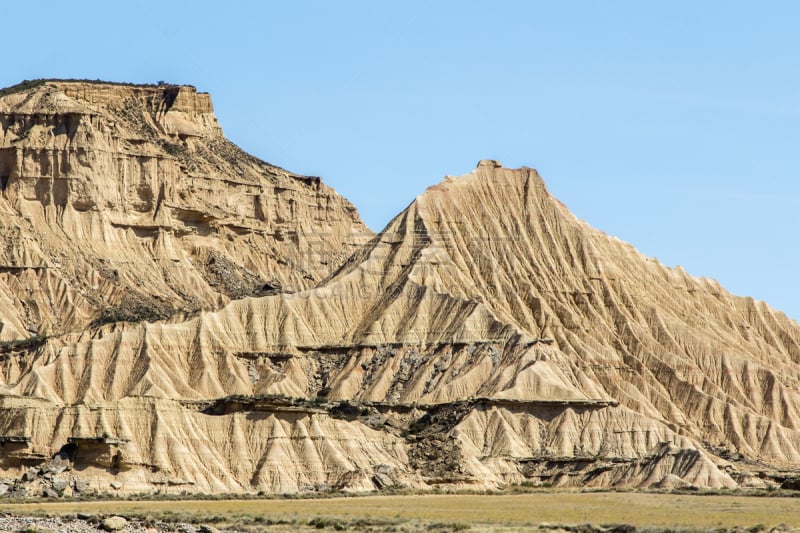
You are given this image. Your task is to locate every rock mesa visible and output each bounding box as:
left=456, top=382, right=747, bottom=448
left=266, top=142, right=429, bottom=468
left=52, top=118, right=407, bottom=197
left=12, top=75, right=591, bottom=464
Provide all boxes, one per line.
left=0, top=81, right=799, bottom=496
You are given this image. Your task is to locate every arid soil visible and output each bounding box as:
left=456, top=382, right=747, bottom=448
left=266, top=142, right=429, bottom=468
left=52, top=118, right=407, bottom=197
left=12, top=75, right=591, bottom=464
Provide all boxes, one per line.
left=0, top=80, right=799, bottom=497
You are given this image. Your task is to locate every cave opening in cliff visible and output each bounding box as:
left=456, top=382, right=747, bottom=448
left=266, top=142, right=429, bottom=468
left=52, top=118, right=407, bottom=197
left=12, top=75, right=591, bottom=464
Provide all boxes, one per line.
left=0, top=176, right=8, bottom=192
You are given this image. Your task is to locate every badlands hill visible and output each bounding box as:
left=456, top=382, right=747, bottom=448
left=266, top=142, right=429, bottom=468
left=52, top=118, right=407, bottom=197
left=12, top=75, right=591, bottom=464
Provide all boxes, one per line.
left=0, top=81, right=799, bottom=497
left=0, top=80, right=369, bottom=342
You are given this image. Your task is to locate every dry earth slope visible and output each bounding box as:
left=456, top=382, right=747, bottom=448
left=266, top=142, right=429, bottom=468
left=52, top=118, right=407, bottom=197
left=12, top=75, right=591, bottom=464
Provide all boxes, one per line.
left=0, top=82, right=799, bottom=496
left=0, top=80, right=369, bottom=342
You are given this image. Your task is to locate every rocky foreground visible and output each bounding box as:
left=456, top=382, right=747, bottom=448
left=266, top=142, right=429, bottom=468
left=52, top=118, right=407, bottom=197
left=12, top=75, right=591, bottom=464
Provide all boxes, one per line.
left=0, top=515, right=797, bottom=533
left=0, top=514, right=186, bottom=533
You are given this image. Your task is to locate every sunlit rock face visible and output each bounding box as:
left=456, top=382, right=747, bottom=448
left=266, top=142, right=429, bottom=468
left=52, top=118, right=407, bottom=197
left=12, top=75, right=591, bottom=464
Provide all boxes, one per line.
left=1, top=81, right=799, bottom=496
left=0, top=80, right=370, bottom=341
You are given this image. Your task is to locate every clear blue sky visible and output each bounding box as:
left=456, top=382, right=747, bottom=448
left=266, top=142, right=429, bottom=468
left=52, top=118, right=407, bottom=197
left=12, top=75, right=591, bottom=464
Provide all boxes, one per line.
left=3, top=1, right=799, bottom=320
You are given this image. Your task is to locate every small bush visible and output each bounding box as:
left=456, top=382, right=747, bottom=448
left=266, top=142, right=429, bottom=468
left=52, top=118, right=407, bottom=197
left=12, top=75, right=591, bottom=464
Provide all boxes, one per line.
left=0, top=335, right=48, bottom=353
left=308, top=516, right=346, bottom=529
left=427, top=522, right=471, bottom=531
left=161, top=141, right=185, bottom=157
left=329, top=401, right=364, bottom=421
left=407, top=415, right=431, bottom=435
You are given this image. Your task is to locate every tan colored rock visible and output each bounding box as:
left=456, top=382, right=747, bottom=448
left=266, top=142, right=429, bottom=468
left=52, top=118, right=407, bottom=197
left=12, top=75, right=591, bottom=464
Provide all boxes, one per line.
left=2, top=81, right=800, bottom=494
left=0, top=80, right=370, bottom=341
left=100, top=516, right=127, bottom=531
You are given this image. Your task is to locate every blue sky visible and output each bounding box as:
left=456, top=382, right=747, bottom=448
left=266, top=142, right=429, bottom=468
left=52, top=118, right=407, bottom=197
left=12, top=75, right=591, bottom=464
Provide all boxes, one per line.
left=3, top=1, right=799, bottom=320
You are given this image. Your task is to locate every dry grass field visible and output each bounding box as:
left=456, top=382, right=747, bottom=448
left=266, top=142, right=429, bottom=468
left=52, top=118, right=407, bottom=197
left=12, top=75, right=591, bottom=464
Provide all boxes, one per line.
left=2, top=492, right=800, bottom=531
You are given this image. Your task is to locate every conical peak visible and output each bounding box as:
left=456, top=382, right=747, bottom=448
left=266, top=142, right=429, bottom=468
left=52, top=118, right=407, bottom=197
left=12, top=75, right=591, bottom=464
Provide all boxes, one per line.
left=468, top=159, right=543, bottom=182
left=416, top=160, right=548, bottom=218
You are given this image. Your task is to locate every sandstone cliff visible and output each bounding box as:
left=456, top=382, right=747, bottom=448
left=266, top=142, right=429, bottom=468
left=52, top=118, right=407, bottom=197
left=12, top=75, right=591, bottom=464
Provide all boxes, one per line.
left=0, top=80, right=369, bottom=342
left=1, top=81, right=799, bottom=496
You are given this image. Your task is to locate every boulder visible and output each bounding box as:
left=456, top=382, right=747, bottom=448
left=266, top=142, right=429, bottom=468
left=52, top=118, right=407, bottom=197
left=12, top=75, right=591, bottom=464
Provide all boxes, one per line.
left=21, top=467, right=39, bottom=482
left=51, top=476, right=69, bottom=492
left=73, top=478, right=96, bottom=495
left=101, top=516, right=128, bottom=531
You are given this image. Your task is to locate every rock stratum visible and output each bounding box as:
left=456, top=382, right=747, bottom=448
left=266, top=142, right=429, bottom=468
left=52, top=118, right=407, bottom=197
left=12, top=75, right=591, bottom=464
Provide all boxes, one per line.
left=0, top=80, right=369, bottom=342
left=1, top=80, right=799, bottom=497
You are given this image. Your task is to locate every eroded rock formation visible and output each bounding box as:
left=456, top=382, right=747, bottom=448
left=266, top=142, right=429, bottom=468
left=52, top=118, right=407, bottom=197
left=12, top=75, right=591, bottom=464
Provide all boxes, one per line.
left=1, top=81, right=799, bottom=496
left=0, top=80, right=369, bottom=341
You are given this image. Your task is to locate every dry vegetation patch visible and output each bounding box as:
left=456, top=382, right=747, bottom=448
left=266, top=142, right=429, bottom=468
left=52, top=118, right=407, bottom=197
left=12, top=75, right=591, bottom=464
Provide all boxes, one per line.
left=1, top=493, right=800, bottom=531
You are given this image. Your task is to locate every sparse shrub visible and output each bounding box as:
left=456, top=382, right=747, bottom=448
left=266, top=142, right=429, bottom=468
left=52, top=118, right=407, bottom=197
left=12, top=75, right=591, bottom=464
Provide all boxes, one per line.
left=0, top=334, right=47, bottom=353
left=407, top=415, right=431, bottom=435
left=161, top=141, right=185, bottom=157
left=0, top=79, right=194, bottom=99
left=329, top=400, right=363, bottom=421
left=309, top=517, right=343, bottom=529
left=427, top=523, right=471, bottom=531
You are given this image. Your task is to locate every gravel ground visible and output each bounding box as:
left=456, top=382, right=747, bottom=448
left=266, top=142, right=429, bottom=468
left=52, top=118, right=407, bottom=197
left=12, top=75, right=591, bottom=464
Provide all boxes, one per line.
left=0, top=515, right=220, bottom=533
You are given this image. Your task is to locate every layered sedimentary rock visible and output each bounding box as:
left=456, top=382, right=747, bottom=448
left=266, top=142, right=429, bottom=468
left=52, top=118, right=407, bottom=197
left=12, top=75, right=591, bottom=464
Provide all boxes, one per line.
left=1, top=81, right=799, bottom=496
left=0, top=81, right=369, bottom=341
